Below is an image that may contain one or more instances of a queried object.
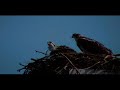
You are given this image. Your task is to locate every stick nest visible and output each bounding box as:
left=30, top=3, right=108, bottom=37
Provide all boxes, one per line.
left=18, top=51, right=120, bottom=75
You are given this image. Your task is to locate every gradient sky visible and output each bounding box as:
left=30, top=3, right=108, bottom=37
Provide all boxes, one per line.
left=0, top=16, right=120, bottom=74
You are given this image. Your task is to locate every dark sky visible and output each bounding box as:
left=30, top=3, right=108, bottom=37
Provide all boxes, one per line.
left=0, top=16, right=120, bottom=74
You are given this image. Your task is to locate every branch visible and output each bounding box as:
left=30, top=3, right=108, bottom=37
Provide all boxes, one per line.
left=60, top=53, right=81, bottom=74
left=83, top=61, right=101, bottom=70
left=31, top=58, right=37, bottom=61
left=19, top=63, right=25, bottom=66
left=17, top=67, right=25, bottom=72
left=35, top=50, right=48, bottom=56
left=56, top=62, right=69, bottom=74
left=113, top=54, right=120, bottom=56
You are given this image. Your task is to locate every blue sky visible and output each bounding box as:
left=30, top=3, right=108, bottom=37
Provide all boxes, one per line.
left=0, top=16, right=120, bottom=74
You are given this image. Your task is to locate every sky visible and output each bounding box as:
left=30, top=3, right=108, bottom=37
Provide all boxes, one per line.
left=0, top=16, right=120, bottom=74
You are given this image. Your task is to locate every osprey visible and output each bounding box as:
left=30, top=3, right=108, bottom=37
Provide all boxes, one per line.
left=47, top=41, right=77, bottom=55
left=72, top=33, right=113, bottom=60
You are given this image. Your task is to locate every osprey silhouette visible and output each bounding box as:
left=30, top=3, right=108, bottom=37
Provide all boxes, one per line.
left=72, top=33, right=113, bottom=55
left=72, top=33, right=113, bottom=61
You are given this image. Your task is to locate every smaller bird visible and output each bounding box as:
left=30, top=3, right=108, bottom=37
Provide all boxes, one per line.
left=72, top=33, right=114, bottom=62
left=47, top=41, right=57, bottom=52
left=47, top=41, right=77, bottom=55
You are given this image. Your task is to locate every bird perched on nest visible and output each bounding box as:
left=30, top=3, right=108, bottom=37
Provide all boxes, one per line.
left=72, top=33, right=113, bottom=61
left=47, top=41, right=77, bottom=55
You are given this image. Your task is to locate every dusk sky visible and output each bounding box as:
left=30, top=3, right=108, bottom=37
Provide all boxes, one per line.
left=0, top=16, right=120, bottom=74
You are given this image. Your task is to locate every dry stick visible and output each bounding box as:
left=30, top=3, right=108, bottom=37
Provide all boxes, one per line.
left=101, top=57, right=115, bottom=65
left=113, top=54, right=120, bottom=56
left=18, top=63, right=29, bottom=72
left=60, top=53, right=81, bottom=74
left=83, top=61, right=101, bottom=70
left=17, top=67, right=26, bottom=72
left=19, top=63, right=25, bottom=66
left=31, top=58, right=37, bottom=61
left=101, top=54, right=120, bottom=65
left=35, top=50, right=47, bottom=56
left=56, top=62, right=69, bottom=74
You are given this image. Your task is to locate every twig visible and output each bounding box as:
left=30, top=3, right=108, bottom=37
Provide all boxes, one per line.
left=60, top=53, right=81, bottom=74
left=17, top=67, right=25, bottom=72
left=31, top=58, right=37, bottom=61
left=101, top=58, right=115, bottom=65
left=56, top=62, right=69, bottom=74
left=113, top=54, right=120, bottom=56
left=19, top=63, right=25, bottom=66
left=83, top=61, right=101, bottom=70
left=35, top=50, right=47, bottom=56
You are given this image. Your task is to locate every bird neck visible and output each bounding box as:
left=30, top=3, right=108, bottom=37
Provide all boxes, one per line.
left=74, top=37, right=79, bottom=42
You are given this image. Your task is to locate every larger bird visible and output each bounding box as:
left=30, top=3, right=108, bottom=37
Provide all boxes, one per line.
left=72, top=33, right=112, bottom=55
left=72, top=33, right=113, bottom=61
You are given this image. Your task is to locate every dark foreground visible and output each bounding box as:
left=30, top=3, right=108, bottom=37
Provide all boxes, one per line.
left=1, top=74, right=120, bottom=89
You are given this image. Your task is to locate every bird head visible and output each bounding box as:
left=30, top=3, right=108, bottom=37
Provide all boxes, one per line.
left=47, top=41, right=57, bottom=51
left=72, top=33, right=83, bottom=39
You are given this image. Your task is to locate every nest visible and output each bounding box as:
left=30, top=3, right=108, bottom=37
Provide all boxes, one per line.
left=18, top=51, right=120, bottom=75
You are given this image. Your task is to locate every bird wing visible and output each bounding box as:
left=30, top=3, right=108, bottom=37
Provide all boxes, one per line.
left=82, top=37, right=107, bottom=48
left=79, top=37, right=112, bottom=54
